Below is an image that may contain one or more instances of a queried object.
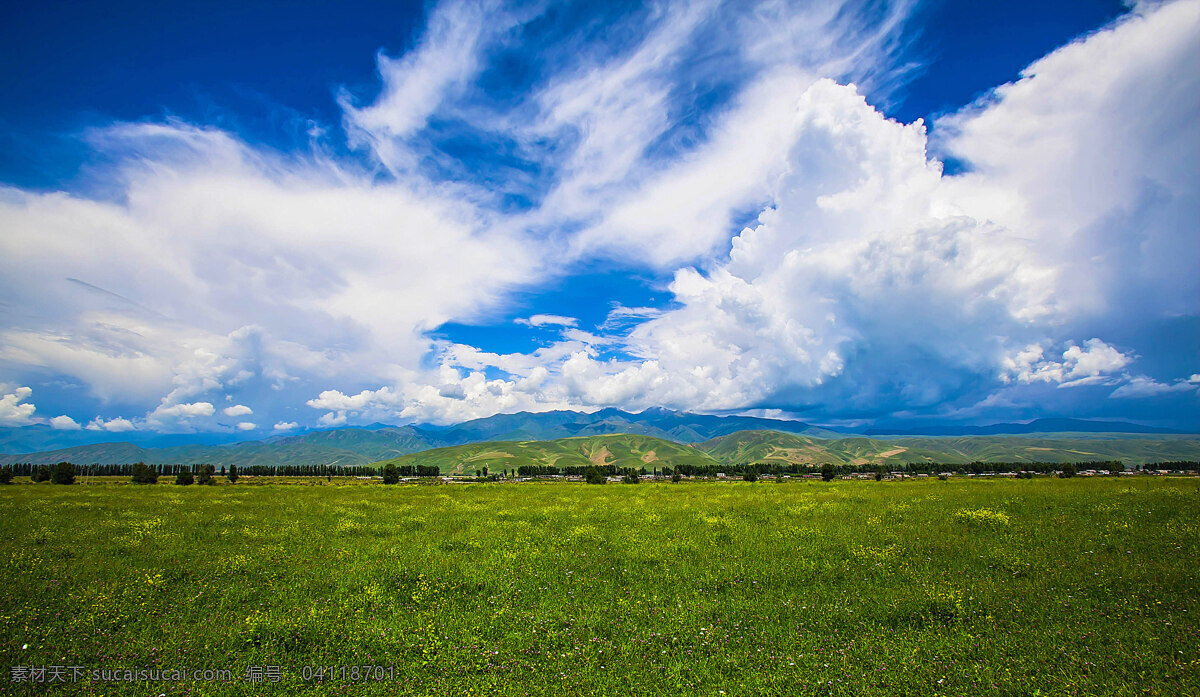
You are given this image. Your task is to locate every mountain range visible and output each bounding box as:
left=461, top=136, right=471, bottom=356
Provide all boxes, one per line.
left=862, top=418, right=1184, bottom=436
left=0, top=408, right=836, bottom=467
left=1, top=408, right=1194, bottom=468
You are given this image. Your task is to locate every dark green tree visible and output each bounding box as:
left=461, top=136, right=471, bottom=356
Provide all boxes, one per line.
left=196, top=464, right=215, bottom=485
left=1059, top=464, right=1077, bottom=479
left=0, top=467, right=12, bottom=484
left=821, top=463, right=835, bottom=481
left=671, top=471, right=682, bottom=483
left=742, top=469, right=758, bottom=482
left=382, top=463, right=399, bottom=484
left=31, top=465, right=52, bottom=483
left=175, top=470, right=194, bottom=486
left=52, top=461, right=76, bottom=485
left=131, top=462, right=159, bottom=484
left=585, top=467, right=606, bottom=485
left=227, top=464, right=239, bottom=484
left=1108, top=462, right=1124, bottom=476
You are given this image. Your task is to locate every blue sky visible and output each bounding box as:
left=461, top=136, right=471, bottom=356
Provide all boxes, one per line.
left=0, top=0, right=1197, bottom=448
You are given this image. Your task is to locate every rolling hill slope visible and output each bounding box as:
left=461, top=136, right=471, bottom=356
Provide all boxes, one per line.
left=4, top=414, right=1198, bottom=469
left=374, top=434, right=721, bottom=474
left=697, top=431, right=1200, bottom=467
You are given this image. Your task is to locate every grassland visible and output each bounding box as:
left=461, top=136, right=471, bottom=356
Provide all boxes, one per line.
left=2, top=477, right=1198, bottom=695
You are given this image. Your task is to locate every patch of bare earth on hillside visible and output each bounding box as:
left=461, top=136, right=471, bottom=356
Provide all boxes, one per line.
left=767, top=446, right=829, bottom=463
left=640, top=450, right=657, bottom=464
left=589, top=446, right=612, bottom=466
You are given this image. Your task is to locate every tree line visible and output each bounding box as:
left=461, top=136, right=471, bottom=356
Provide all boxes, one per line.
left=1, top=459, right=1196, bottom=486
left=509, top=460, right=1200, bottom=479
left=1, top=461, right=439, bottom=478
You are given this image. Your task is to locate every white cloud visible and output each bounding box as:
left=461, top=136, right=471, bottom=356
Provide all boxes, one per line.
left=1110, top=376, right=1200, bottom=399
left=49, top=414, right=81, bottom=430
left=599, top=305, right=663, bottom=331
left=1, top=0, right=1194, bottom=432
left=307, top=387, right=402, bottom=412
left=357, top=1, right=1198, bottom=424
left=223, top=404, right=253, bottom=417
left=0, top=119, right=539, bottom=428
left=273, top=421, right=299, bottom=431
left=524, top=1, right=920, bottom=268
left=151, top=401, right=216, bottom=419
left=86, top=416, right=137, bottom=432
left=514, top=314, right=578, bottom=328
left=1001, top=339, right=1132, bottom=386
left=341, top=0, right=524, bottom=173
left=236, top=422, right=257, bottom=431
left=935, top=0, right=1200, bottom=322
left=317, top=411, right=348, bottom=427
left=0, top=386, right=36, bottom=426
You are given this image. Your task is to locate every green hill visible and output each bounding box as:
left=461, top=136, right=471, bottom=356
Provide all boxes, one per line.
left=889, top=434, right=1200, bottom=465
left=374, top=434, right=721, bottom=474
left=697, top=430, right=1200, bottom=467
left=695, top=431, right=947, bottom=466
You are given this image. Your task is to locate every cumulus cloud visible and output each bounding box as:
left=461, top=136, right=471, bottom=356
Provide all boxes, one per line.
left=1001, top=339, right=1133, bottom=387
left=524, top=1, right=919, bottom=267
left=272, top=421, right=299, bottom=431
left=536, top=2, right=1197, bottom=420
left=317, top=411, right=348, bottom=427
left=340, top=1, right=1197, bottom=425
left=1, top=0, right=1196, bottom=432
left=151, top=401, right=216, bottom=419
left=236, top=422, right=257, bottom=431
left=0, top=386, right=36, bottom=426
left=935, top=0, right=1200, bottom=323
left=49, top=414, right=81, bottom=430
left=0, top=120, right=538, bottom=431
left=222, top=404, right=253, bottom=417
left=86, top=416, right=137, bottom=432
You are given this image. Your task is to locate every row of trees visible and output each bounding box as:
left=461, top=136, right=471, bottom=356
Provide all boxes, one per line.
left=0, top=462, right=407, bottom=478
left=3, top=459, right=1198, bottom=485
left=0, top=461, right=441, bottom=481
left=5, top=461, right=79, bottom=484
left=504, top=459, right=1200, bottom=479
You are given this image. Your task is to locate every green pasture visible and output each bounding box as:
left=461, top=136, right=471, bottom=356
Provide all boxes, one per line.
left=1, top=477, right=1197, bottom=695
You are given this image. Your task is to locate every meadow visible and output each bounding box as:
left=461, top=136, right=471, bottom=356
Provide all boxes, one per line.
left=1, top=477, right=1197, bottom=696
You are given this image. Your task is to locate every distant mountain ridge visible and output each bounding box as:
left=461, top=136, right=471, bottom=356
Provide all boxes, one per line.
left=3, top=409, right=1195, bottom=468
left=0, top=408, right=839, bottom=466
left=863, top=418, right=1183, bottom=436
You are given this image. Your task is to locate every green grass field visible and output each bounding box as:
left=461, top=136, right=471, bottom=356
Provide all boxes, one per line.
left=2, top=477, right=1197, bottom=695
